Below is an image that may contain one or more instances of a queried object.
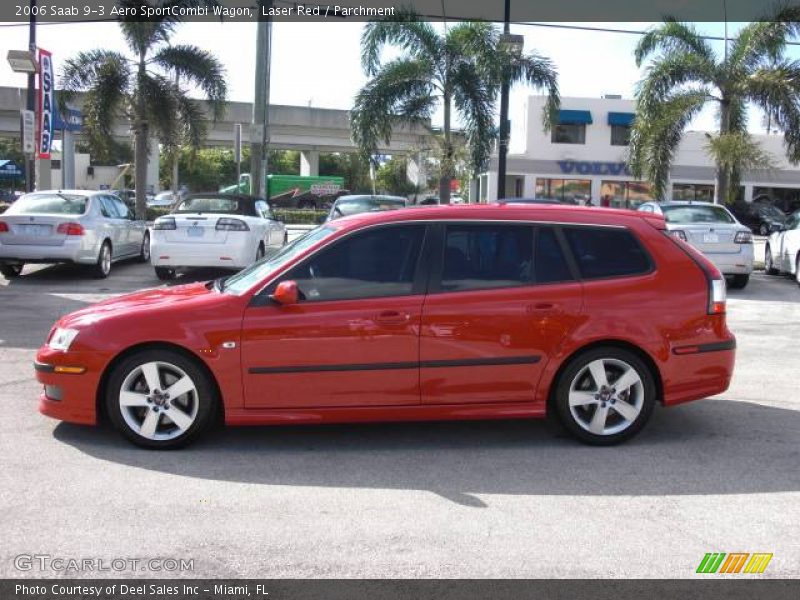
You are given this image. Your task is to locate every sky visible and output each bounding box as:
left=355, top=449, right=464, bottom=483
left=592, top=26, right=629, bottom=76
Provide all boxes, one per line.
left=1, top=19, right=796, bottom=154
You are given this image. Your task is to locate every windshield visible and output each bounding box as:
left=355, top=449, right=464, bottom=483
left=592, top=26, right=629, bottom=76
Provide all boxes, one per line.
left=223, top=225, right=337, bottom=295
left=758, top=204, right=785, bottom=220
left=8, top=193, right=88, bottom=215
left=662, top=205, right=735, bottom=224
left=175, top=197, right=241, bottom=214
left=333, top=197, right=405, bottom=218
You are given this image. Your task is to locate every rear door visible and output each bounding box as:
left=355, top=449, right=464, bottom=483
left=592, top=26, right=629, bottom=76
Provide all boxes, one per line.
left=420, top=222, right=583, bottom=406
left=109, top=195, right=142, bottom=256
left=98, top=195, right=127, bottom=254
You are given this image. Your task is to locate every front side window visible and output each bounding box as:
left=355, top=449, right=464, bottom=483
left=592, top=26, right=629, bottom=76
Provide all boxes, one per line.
left=551, top=123, right=586, bottom=144
left=563, top=226, right=651, bottom=279
left=283, top=225, right=425, bottom=302
left=441, top=224, right=533, bottom=292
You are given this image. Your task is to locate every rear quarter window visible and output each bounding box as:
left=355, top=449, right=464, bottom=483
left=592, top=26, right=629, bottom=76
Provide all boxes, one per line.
left=563, top=226, right=652, bottom=279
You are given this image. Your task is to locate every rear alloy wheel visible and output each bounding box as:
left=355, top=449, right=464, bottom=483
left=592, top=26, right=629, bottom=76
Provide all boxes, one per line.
left=555, top=347, right=656, bottom=445
left=138, top=232, right=151, bottom=262
left=92, top=242, right=112, bottom=278
left=728, top=274, right=750, bottom=289
left=765, top=245, right=779, bottom=275
left=155, top=266, right=176, bottom=281
left=106, top=349, right=216, bottom=449
left=0, top=263, right=23, bottom=278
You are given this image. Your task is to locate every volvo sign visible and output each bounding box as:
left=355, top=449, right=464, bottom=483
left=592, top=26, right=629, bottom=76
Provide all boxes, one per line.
left=558, top=160, right=631, bottom=176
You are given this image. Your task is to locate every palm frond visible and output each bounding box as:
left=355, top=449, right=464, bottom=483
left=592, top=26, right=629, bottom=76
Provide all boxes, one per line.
left=150, top=44, right=228, bottom=120
left=744, top=60, right=800, bottom=161
left=636, top=51, right=717, bottom=114
left=451, top=61, right=496, bottom=171
left=705, top=132, right=777, bottom=173
left=509, top=53, right=560, bottom=130
left=635, top=18, right=715, bottom=68
left=119, top=19, right=175, bottom=58
left=360, top=10, right=443, bottom=78
left=140, top=73, right=180, bottom=149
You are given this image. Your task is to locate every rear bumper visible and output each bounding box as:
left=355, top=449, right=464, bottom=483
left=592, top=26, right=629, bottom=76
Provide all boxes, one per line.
left=151, top=238, right=254, bottom=269
left=0, top=239, right=99, bottom=265
left=703, top=246, right=754, bottom=275
left=662, top=338, right=736, bottom=406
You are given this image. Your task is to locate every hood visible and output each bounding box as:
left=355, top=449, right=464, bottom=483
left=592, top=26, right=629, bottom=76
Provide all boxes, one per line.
left=57, top=282, right=220, bottom=329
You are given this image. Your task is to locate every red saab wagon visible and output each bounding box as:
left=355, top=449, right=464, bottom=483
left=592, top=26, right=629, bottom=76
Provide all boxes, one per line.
left=35, top=204, right=736, bottom=449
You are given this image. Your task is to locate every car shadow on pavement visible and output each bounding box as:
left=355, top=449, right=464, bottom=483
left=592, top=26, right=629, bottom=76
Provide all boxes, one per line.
left=53, top=398, right=800, bottom=506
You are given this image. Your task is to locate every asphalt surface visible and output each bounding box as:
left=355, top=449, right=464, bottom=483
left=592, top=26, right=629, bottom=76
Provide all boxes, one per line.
left=0, top=251, right=798, bottom=578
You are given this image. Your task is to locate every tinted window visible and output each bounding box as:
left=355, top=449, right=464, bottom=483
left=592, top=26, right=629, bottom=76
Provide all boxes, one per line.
left=9, top=193, right=88, bottom=215
left=661, top=205, right=734, bottom=224
left=284, top=225, right=424, bottom=301
left=110, top=196, right=132, bottom=219
left=99, top=196, right=120, bottom=218
left=563, top=227, right=651, bottom=279
left=535, top=227, right=573, bottom=283
left=441, top=224, right=532, bottom=292
left=176, top=197, right=248, bottom=215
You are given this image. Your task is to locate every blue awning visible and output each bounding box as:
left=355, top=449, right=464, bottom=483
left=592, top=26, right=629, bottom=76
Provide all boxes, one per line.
left=608, top=112, right=635, bottom=126
left=558, top=109, right=593, bottom=125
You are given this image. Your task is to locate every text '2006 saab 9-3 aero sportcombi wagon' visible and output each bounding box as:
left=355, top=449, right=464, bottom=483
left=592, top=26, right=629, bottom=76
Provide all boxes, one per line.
left=34, top=204, right=736, bottom=449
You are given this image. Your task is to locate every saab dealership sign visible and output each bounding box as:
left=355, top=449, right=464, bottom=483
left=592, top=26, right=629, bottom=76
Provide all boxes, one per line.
left=558, top=160, right=631, bottom=176
left=37, top=48, right=54, bottom=159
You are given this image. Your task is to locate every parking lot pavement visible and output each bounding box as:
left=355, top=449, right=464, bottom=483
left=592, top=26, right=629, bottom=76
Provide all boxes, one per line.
left=0, top=265, right=798, bottom=578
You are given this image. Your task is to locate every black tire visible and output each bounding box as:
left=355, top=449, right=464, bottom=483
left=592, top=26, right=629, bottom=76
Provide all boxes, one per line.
left=759, top=223, right=769, bottom=236
left=255, top=243, right=265, bottom=262
left=283, top=232, right=289, bottom=246
left=155, top=266, right=176, bottom=280
left=554, top=347, right=656, bottom=446
left=796, top=255, right=800, bottom=288
left=138, top=231, right=151, bottom=263
left=0, top=263, right=23, bottom=278
left=105, top=348, right=217, bottom=449
left=92, top=241, right=112, bottom=278
left=765, top=245, right=779, bottom=275
left=728, top=274, right=750, bottom=289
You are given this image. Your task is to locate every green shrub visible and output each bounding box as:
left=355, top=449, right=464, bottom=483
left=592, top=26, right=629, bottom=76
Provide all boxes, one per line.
left=146, top=206, right=172, bottom=221
left=273, top=208, right=327, bottom=225
left=0, top=204, right=9, bottom=214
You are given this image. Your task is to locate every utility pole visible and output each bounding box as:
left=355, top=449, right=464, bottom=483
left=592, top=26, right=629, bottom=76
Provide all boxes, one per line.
left=496, top=0, right=511, bottom=201
left=250, top=1, right=273, bottom=197
left=171, top=72, right=180, bottom=199
left=25, top=0, right=37, bottom=193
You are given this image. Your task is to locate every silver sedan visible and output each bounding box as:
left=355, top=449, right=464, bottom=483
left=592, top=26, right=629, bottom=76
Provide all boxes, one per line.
left=0, top=190, right=149, bottom=278
left=638, top=201, right=754, bottom=288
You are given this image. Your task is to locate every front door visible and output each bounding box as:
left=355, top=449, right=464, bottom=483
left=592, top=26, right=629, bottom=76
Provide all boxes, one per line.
left=420, top=223, right=584, bottom=405
left=241, top=223, right=430, bottom=408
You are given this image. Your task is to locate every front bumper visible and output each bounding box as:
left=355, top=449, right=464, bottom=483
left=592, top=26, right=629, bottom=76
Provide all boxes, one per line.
left=34, top=347, right=107, bottom=425
left=0, top=238, right=100, bottom=265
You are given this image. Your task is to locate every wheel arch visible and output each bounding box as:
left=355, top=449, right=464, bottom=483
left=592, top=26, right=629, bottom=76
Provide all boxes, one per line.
left=546, top=339, right=664, bottom=410
left=95, top=341, right=225, bottom=425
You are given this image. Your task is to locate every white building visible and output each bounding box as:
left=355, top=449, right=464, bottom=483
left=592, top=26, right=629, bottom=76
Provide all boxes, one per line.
left=477, top=95, right=800, bottom=211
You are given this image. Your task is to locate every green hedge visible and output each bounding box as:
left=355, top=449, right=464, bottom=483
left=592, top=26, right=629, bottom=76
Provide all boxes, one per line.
left=273, top=208, right=327, bottom=225
left=0, top=204, right=9, bottom=214
left=146, top=206, right=172, bottom=221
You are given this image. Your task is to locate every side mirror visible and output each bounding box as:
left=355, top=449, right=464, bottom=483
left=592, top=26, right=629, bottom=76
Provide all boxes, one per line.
left=270, top=280, right=299, bottom=305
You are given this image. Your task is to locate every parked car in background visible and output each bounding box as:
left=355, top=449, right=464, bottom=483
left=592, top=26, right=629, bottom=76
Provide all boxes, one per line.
left=499, top=197, right=563, bottom=205
left=150, top=193, right=287, bottom=280
left=148, top=191, right=177, bottom=208
left=637, top=201, right=754, bottom=288
left=0, top=190, right=149, bottom=279
left=34, top=203, right=736, bottom=449
left=730, top=200, right=786, bottom=236
left=326, top=194, right=407, bottom=221
left=112, top=189, right=155, bottom=210
left=765, top=210, right=800, bottom=285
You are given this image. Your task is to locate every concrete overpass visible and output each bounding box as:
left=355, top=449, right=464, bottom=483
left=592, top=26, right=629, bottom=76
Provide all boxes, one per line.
left=0, top=86, right=437, bottom=191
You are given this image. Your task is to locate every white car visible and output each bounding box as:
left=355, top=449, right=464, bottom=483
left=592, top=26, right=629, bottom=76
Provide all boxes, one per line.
left=765, top=210, right=800, bottom=285
left=148, top=191, right=177, bottom=208
left=638, top=201, right=754, bottom=288
left=150, top=194, right=287, bottom=280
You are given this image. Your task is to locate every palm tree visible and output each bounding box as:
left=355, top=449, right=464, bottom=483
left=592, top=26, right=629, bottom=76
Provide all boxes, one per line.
left=629, top=10, right=800, bottom=203
left=59, top=3, right=227, bottom=219
left=351, top=12, right=559, bottom=203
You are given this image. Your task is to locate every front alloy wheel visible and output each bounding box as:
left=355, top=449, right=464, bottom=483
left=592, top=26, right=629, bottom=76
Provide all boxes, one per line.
left=106, top=349, right=216, bottom=449
left=555, top=348, right=655, bottom=445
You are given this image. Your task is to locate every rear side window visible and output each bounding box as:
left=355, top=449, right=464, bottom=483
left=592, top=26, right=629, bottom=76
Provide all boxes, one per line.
left=441, top=224, right=533, bottom=291
left=563, top=226, right=651, bottom=279
left=535, top=227, right=573, bottom=283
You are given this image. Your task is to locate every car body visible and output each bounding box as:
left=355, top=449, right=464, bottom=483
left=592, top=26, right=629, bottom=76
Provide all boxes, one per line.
left=326, top=194, right=407, bottom=221
left=0, top=190, right=149, bottom=278
left=149, top=193, right=287, bottom=279
left=148, top=191, right=177, bottom=208
left=500, top=197, right=563, bottom=205
left=765, top=210, right=800, bottom=285
left=730, top=200, right=786, bottom=236
left=35, top=203, right=736, bottom=449
left=637, top=201, right=754, bottom=288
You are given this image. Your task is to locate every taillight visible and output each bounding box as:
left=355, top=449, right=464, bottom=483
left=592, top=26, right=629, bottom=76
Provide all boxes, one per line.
left=56, top=222, right=85, bottom=236
left=153, top=217, right=176, bottom=230
left=734, top=231, right=753, bottom=244
left=216, top=218, right=249, bottom=231
left=669, top=229, right=687, bottom=241
left=0, top=221, right=8, bottom=233
left=709, top=278, right=726, bottom=314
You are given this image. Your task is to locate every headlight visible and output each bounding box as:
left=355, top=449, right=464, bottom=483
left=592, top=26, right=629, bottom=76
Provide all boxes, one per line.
left=48, top=328, right=79, bottom=351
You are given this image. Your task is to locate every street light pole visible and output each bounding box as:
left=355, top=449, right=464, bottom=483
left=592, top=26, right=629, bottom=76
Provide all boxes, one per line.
left=25, top=0, right=37, bottom=193
left=250, top=1, right=273, bottom=198
left=496, top=0, right=511, bottom=201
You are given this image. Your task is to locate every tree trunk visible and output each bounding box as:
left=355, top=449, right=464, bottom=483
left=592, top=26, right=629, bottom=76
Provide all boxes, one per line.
left=134, top=56, right=148, bottom=220
left=439, top=89, right=452, bottom=204
left=714, top=99, right=731, bottom=205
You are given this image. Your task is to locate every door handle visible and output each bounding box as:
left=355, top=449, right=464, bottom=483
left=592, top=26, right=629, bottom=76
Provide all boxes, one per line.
left=374, top=310, right=410, bottom=325
left=526, top=302, right=557, bottom=314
